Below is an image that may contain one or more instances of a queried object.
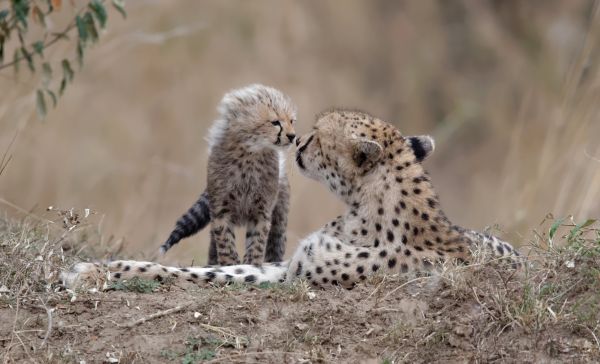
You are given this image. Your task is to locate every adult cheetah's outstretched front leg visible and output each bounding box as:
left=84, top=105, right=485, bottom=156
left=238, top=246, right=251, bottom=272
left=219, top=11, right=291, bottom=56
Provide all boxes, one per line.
left=211, top=216, right=240, bottom=265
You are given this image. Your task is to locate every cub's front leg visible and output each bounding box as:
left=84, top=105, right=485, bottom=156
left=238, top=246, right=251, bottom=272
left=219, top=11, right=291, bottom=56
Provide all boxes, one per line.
left=211, top=216, right=239, bottom=265
left=244, top=213, right=272, bottom=265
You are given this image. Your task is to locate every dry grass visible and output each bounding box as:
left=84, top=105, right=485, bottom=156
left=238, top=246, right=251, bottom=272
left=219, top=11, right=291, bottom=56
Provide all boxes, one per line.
left=1, top=212, right=599, bottom=362
left=0, top=1, right=598, bottom=266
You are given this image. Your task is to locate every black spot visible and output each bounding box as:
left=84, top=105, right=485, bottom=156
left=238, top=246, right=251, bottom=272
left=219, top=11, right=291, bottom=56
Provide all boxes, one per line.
left=341, top=273, right=350, bottom=281
left=322, top=277, right=329, bottom=284
left=378, top=208, right=384, bottom=215
left=372, top=264, right=380, bottom=272
left=374, top=239, right=380, bottom=247
left=114, top=272, right=122, bottom=279
left=331, top=269, right=337, bottom=276
left=316, top=266, right=323, bottom=274
left=244, top=275, right=257, bottom=283
left=379, top=250, right=388, bottom=257
left=421, top=213, right=429, bottom=221
left=387, top=230, right=394, bottom=242
left=191, top=273, right=199, bottom=279
left=375, top=223, right=382, bottom=232
left=392, top=219, right=399, bottom=226
left=395, top=177, right=403, bottom=183
left=139, top=267, right=147, bottom=273
left=404, top=249, right=412, bottom=256
left=345, top=253, right=352, bottom=259
left=412, top=208, right=419, bottom=216
left=358, top=251, right=370, bottom=259
left=359, top=275, right=367, bottom=281
left=401, top=190, right=408, bottom=196
left=234, top=268, right=244, bottom=274
left=413, top=188, right=422, bottom=195
left=154, top=275, right=163, bottom=282
left=404, top=222, right=410, bottom=230
left=356, top=266, right=364, bottom=274
left=295, top=261, right=303, bottom=276
left=388, top=258, right=397, bottom=269
left=336, top=244, right=342, bottom=250
left=400, top=263, right=409, bottom=273
left=427, top=198, right=436, bottom=208
left=361, top=229, right=368, bottom=236
left=496, top=245, right=505, bottom=255
left=415, top=246, right=424, bottom=251
left=180, top=268, right=189, bottom=272
left=402, top=235, right=408, bottom=244
left=124, top=265, right=131, bottom=272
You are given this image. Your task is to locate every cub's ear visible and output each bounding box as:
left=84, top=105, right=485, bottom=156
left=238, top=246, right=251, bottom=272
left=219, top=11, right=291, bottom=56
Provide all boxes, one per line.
left=352, top=139, right=383, bottom=169
left=408, top=135, right=435, bottom=162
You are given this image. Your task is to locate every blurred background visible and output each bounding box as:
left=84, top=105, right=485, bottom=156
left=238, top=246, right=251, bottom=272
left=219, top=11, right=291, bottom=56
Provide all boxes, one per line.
left=1, top=0, right=599, bottom=264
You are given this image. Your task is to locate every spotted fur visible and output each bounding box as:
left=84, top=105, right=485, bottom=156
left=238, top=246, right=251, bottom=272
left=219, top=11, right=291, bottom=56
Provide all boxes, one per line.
left=159, top=84, right=297, bottom=265
left=63, top=110, right=521, bottom=290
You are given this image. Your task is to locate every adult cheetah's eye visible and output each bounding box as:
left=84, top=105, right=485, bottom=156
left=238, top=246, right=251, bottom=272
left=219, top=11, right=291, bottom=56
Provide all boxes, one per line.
left=271, top=120, right=281, bottom=126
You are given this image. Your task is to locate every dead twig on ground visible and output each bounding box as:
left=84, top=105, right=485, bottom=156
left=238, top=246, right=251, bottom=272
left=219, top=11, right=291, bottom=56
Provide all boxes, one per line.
left=120, top=303, right=191, bottom=328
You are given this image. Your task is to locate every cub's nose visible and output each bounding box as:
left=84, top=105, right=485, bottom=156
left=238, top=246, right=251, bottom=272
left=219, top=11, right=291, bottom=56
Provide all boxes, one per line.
left=286, top=134, right=296, bottom=143
left=295, top=136, right=301, bottom=146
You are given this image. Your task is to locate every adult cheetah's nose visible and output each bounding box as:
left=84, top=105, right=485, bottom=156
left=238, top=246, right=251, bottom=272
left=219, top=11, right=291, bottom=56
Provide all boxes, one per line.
left=295, top=136, right=301, bottom=146
left=287, top=134, right=296, bottom=143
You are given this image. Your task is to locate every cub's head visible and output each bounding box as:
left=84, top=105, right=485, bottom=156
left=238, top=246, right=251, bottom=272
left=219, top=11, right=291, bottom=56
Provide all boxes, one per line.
left=216, top=84, right=297, bottom=149
left=295, top=110, right=434, bottom=198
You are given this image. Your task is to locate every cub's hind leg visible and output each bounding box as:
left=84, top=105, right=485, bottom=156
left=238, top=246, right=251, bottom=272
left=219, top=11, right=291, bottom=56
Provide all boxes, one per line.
left=211, top=216, right=239, bottom=265
left=264, top=181, right=289, bottom=262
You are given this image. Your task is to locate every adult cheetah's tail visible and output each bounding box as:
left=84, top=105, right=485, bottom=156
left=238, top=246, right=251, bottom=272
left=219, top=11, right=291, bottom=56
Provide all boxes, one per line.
left=61, top=260, right=289, bottom=289
left=159, top=191, right=211, bottom=254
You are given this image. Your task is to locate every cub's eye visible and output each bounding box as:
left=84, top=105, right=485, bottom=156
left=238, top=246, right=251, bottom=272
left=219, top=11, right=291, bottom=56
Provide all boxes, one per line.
left=290, top=119, right=296, bottom=124
left=271, top=120, right=281, bottom=126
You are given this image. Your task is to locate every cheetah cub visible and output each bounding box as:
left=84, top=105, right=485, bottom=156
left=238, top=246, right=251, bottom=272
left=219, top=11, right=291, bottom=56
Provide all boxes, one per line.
left=159, top=84, right=297, bottom=265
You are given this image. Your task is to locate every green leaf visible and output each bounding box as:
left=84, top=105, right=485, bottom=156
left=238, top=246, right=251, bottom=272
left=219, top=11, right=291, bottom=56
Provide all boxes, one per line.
left=13, top=48, right=20, bottom=75
left=61, top=59, right=74, bottom=82
left=568, top=219, right=597, bottom=241
left=45, top=89, right=57, bottom=107
left=0, top=35, right=4, bottom=64
left=75, top=15, right=88, bottom=43
left=42, top=62, right=52, bottom=85
left=89, top=0, right=108, bottom=29
left=0, top=10, right=9, bottom=22
left=112, top=0, right=127, bottom=19
left=76, top=41, right=84, bottom=67
left=32, top=41, right=45, bottom=57
left=549, top=217, right=564, bottom=240
left=59, top=77, right=67, bottom=96
left=14, top=0, right=30, bottom=29
left=36, top=89, right=47, bottom=119
left=83, top=12, right=98, bottom=43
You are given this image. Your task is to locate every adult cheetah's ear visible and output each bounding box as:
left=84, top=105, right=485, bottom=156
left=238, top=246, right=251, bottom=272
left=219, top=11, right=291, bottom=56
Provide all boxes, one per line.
left=408, top=135, right=435, bottom=162
left=352, top=139, right=383, bottom=169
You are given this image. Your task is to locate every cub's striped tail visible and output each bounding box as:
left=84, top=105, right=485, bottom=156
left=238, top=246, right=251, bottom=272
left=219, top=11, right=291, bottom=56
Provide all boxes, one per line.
left=159, top=191, right=211, bottom=254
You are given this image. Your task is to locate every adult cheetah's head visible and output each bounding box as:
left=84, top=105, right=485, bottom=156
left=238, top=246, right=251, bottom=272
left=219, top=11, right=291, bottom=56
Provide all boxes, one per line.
left=295, top=109, right=434, bottom=199
left=216, top=84, right=298, bottom=149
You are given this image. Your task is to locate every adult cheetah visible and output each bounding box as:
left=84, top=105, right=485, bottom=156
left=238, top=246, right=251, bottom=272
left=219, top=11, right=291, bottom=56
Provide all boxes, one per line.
left=62, top=110, right=520, bottom=289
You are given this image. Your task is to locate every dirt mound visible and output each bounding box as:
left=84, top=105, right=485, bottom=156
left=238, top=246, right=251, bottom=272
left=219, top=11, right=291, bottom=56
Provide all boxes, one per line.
left=1, top=214, right=599, bottom=363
